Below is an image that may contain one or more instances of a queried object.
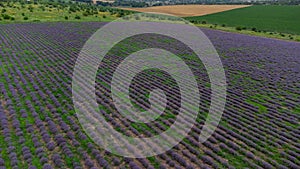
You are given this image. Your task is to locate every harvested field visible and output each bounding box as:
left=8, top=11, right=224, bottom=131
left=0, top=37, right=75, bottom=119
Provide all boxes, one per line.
left=119, top=5, right=250, bottom=17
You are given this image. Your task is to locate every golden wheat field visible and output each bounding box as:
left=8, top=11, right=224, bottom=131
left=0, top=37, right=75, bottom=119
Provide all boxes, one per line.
left=119, top=5, right=250, bottom=17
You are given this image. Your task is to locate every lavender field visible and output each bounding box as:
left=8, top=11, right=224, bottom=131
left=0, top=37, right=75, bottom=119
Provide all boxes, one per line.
left=0, top=22, right=299, bottom=169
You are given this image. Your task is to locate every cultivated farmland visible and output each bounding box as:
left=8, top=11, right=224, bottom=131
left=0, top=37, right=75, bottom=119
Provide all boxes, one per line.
left=0, top=22, right=299, bottom=169
left=119, top=5, right=250, bottom=17
left=186, top=5, right=300, bottom=35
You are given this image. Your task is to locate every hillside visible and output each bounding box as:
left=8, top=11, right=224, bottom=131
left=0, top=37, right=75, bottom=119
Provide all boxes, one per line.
left=0, top=1, right=127, bottom=23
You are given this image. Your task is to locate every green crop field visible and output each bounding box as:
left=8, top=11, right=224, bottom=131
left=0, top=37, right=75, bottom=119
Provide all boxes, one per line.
left=186, top=5, right=300, bottom=35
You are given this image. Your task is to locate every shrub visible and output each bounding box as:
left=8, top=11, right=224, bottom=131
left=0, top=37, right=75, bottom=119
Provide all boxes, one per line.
left=99, top=8, right=106, bottom=12
left=134, top=15, right=140, bottom=20
left=21, top=13, right=25, bottom=16
left=123, top=16, right=129, bottom=20
left=69, top=7, right=76, bottom=13
left=2, top=14, right=10, bottom=20
left=201, top=20, right=207, bottom=24
left=116, top=13, right=123, bottom=17
left=222, top=24, right=226, bottom=27
left=75, top=15, right=80, bottom=19
left=24, top=16, right=28, bottom=20
left=1, top=8, right=6, bottom=13
left=40, top=6, right=45, bottom=11
left=236, top=26, right=242, bottom=31
left=102, top=15, right=106, bottom=18
left=83, top=12, right=89, bottom=17
left=195, top=21, right=200, bottom=24
left=10, top=17, right=14, bottom=21
left=252, top=27, right=257, bottom=32
left=28, top=5, right=33, bottom=11
left=64, top=16, right=68, bottom=20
